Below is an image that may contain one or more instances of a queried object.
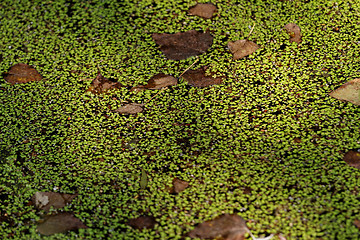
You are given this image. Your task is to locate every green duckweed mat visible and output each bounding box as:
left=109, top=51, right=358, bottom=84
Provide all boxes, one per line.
left=1, top=0, right=360, bottom=239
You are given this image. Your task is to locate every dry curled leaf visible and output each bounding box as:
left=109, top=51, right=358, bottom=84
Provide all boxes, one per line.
left=37, top=213, right=87, bottom=236
left=228, top=40, right=260, bottom=60
left=87, top=71, right=123, bottom=94
left=188, top=3, right=217, bottom=19
left=284, top=23, right=302, bottom=43
left=32, top=192, right=78, bottom=212
left=3, top=63, right=43, bottom=84
left=152, top=30, right=213, bottom=60
left=182, top=66, right=223, bottom=87
left=128, top=215, right=157, bottom=230
left=329, top=78, right=360, bottom=106
left=131, top=73, right=177, bottom=91
left=343, top=149, right=360, bottom=169
left=188, top=214, right=248, bottom=240
left=114, top=103, right=144, bottom=114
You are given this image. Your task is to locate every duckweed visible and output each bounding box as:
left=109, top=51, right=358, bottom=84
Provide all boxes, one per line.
left=1, top=0, right=360, bottom=239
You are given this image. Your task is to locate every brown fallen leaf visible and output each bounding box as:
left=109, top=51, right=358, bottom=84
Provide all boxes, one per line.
left=182, top=66, right=223, bottom=87
left=228, top=40, right=260, bottom=60
left=343, top=149, right=360, bottom=169
left=114, top=103, right=144, bottom=114
left=188, top=3, right=217, bottom=19
left=170, top=178, right=189, bottom=194
left=37, top=212, right=87, bottom=236
left=32, top=192, right=78, bottom=212
left=152, top=30, right=213, bottom=60
left=188, top=214, right=274, bottom=240
left=284, top=23, right=302, bottom=43
left=128, top=215, right=157, bottom=230
left=188, top=214, right=248, bottom=239
left=3, top=63, right=43, bottom=84
left=354, top=219, right=360, bottom=229
left=131, top=73, right=177, bottom=91
left=329, top=78, right=360, bottom=106
left=87, top=71, right=123, bottom=94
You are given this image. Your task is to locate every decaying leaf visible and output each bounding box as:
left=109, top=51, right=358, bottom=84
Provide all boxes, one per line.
left=3, top=63, right=43, bottom=84
left=131, top=73, right=177, bottom=91
left=228, top=40, right=260, bottom=60
left=182, top=66, right=223, bottom=87
left=343, top=149, right=360, bottom=169
left=140, top=168, right=148, bottom=190
left=32, top=192, right=78, bottom=212
left=87, top=71, right=123, bottom=94
left=152, top=30, right=213, bottom=60
left=188, top=214, right=249, bottom=239
left=128, top=215, right=157, bottom=230
left=114, top=103, right=144, bottom=114
left=37, top=213, right=87, bottom=236
left=188, top=214, right=274, bottom=240
left=354, top=219, right=360, bottom=229
left=329, top=78, right=360, bottom=106
left=170, top=178, right=189, bottom=194
left=284, top=23, right=302, bottom=43
left=189, top=3, right=217, bottom=19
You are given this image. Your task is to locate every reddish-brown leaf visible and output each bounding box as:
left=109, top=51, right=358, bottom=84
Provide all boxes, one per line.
left=170, top=178, right=189, bottom=194
left=37, top=213, right=87, bottom=236
left=128, top=215, right=157, bottom=230
left=188, top=214, right=249, bottom=240
left=32, top=192, right=78, bottom=212
left=228, top=40, right=260, bottom=60
left=87, top=71, right=123, bottom=94
left=3, top=63, right=43, bottom=84
left=354, top=219, right=360, bottom=229
left=189, top=3, right=217, bottom=19
left=343, top=150, right=360, bottom=169
left=152, top=30, right=213, bottom=60
left=284, top=23, right=302, bottom=43
left=182, top=66, right=223, bottom=87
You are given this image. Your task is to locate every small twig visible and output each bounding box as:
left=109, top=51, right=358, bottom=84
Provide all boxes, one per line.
left=247, top=23, right=256, bottom=39
left=145, top=87, right=168, bottom=104
left=178, top=58, right=199, bottom=79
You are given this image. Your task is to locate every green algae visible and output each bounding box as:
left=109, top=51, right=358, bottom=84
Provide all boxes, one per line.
left=1, top=0, right=360, bottom=239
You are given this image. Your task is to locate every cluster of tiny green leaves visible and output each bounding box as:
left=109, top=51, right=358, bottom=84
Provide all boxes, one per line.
left=1, top=0, right=360, bottom=239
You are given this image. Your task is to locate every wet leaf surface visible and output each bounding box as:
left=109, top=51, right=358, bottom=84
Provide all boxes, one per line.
left=114, top=103, right=144, bottom=114
left=284, top=23, right=302, bottom=43
left=32, top=192, right=78, bottom=212
left=170, top=178, right=189, bottom=194
left=343, top=149, right=360, bottom=169
left=37, top=212, right=87, bottom=236
left=188, top=214, right=249, bottom=239
left=128, top=215, right=157, bottom=230
left=131, top=73, right=177, bottom=91
left=152, top=30, right=213, bottom=60
left=228, top=40, right=260, bottom=60
left=182, top=66, right=223, bottom=87
left=87, top=71, right=123, bottom=94
left=188, top=3, right=217, bottom=19
left=329, top=78, right=360, bottom=105
left=3, top=63, right=43, bottom=84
